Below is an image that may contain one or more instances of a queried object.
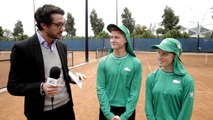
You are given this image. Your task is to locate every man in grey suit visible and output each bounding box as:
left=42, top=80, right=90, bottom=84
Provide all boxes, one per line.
left=7, top=4, right=85, bottom=120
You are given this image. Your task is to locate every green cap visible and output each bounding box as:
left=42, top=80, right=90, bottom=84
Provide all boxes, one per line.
left=107, top=24, right=136, bottom=57
left=151, top=38, right=182, bottom=56
left=152, top=38, right=187, bottom=75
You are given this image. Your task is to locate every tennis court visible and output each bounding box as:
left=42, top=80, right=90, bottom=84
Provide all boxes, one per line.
left=0, top=51, right=213, bottom=120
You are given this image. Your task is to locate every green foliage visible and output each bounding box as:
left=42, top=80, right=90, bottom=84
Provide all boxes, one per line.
left=133, top=24, right=147, bottom=36
left=161, top=6, right=180, bottom=33
left=13, top=20, right=24, bottom=39
left=121, top=7, right=135, bottom=34
left=65, top=12, right=76, bottom=37
left=0, top=36, right=9, bottom=41
left=90, top=9, right=104, bottom=36
left=132, top=24, right=156, bottom=38
left=162, top=29, right=182, bottom=38
left=0, top=26, right=3, bottom=37
left=16, top=34, right=29, bottom=41
left=3, top=29, right=13, bottom=38
left=182, top=32, right=190, bottom=38
left=96, top=31, right=109, bottom=39
left=141, top=30, right=156, bottom=38
left=156, top=27, right=166, bottom=35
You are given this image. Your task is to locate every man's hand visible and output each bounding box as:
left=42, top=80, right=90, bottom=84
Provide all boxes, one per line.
left=111, top=115, right=120, bottom=120
left=43, top=82, right=63, bottom=96
left=75, top=72, right=87, bottom=81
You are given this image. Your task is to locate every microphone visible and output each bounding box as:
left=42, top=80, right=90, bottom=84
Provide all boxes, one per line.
left=47, top=66, right=61, bottom=86
left=49, top=66, right=61, bottom=79
left=47, top=66, right=61, bottom=109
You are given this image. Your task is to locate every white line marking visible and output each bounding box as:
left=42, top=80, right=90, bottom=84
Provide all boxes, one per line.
left=0, top=60, right=98, bottom=94
left=143, top=54, right=152, bottom=72
left=195, top=91, right=213, bottom=94
left=68, top=59, right=97, bottom=69
left=0, top=88, right=7, bottom=94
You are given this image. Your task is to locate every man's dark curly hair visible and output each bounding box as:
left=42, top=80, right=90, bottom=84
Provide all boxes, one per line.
left=34, top=4, right=65, bottom=30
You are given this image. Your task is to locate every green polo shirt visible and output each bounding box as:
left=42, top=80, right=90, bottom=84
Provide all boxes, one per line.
left=145, top=68, right=194, bottom=120
left=97, top=53, right=142, bottom=120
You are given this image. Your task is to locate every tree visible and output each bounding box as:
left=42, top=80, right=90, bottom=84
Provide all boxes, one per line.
left=90, top=9, right=104, bottom=37
left=156, top=27, right=166, bottom=35
left=13, top=20, right=24, bottom=40
left=65, top=12, right=76, bottom=37
left=163, top=29, right=182, bottom=38
left=121, top=7, right=135, bottom=34
left=132, top=24, right=147, bottom=38
left=141, top=30, right=155, bottom=38
left=96, top=31, right=109, bottom=39
left=182, top=32, right=190, bottom=38
left=0, top=26, right=3, bottom=37
left=134, top=24, right=147, bottom=35
left=3, top=29, right=13, bottom=38
left=0, top=28, right=14, bottom=41
left=161, top=6, right=180, bottom=33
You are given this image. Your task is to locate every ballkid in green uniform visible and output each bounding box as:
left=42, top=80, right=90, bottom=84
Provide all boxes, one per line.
left=96, top=24, right=142, bottom=120
left=145, top=38, right=194, bottom=120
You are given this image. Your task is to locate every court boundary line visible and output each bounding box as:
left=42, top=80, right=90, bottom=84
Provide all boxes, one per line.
left=195, top=91, right=213, bottom=94
left=0, top=88, right=7, bottom=93
left=0, top=59, right=98, bottom=94
left=143, top=53, right=153, bottom=72
left=135, top=51, right=213, bottom=56
left=68, top=59, right=97, bottom=69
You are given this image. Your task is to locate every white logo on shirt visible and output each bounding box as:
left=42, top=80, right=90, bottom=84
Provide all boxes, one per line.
left=172, top=79, right=181, bottom=84
left=124, top=67, right=131, bottom=72
left=189, top=92, right=194, bottom=97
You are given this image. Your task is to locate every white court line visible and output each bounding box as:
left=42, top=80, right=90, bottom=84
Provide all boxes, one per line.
left=68, top=59, right=97, bottom=69
left=195, top=91, right=213, bottom=94
left=0, top=60, right=98, bottom=94
left=136, top=51, right=213, bottom=56
left=0, top=88, right=7, bottom=94
left=143, top=53, right=153, bottom=72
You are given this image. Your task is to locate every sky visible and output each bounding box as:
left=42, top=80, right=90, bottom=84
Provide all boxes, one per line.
left=0, top=0, right=213, bottom=36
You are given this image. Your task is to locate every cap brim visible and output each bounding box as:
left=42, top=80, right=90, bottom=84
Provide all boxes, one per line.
left=107, top=24, right=123, bottom=33
left=151, top=44, right=172, bottom=52
left=151, top=45, right=160, bottom=49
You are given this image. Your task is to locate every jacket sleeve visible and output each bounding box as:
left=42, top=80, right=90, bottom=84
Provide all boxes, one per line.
left=120, top=61, right=142, bottom=120
left=145, top=73, right=156, bottom=120
left=96, top=60, right=114, bottom=120
left=177, top=75, right=194, bottom=120
left=7, top=43, right=41, bottom=96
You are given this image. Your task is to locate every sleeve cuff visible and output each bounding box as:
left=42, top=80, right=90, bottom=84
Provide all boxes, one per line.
left=40, top=82, right=44, bottom=95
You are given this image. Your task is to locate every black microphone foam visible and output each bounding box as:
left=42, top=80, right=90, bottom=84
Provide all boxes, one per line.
left=49, top=66, right=61, bottom=109
left=49, top=66, right=61, bottom=79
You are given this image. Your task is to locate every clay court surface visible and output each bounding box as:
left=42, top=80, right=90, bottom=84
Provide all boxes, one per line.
left=0, top=51, right=213, bottom=120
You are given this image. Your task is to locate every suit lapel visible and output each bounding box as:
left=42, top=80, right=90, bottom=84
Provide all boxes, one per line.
left=56, top=42, right=66, bottom=69
left=31, top=34, right=45, bottom=82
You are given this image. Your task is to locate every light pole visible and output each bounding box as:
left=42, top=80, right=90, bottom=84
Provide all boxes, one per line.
left=211, top=7, right=213, bottom=38
left=197, top=22, right=200, bottom=52
left=116, top=0, right=118, bottom=25
left=33, top=0, right=36, bottom=33
left=85, top=0, right=89, bottom=62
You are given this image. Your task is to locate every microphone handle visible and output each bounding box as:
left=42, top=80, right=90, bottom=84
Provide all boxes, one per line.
left=51, top=97, right=54, bottom=109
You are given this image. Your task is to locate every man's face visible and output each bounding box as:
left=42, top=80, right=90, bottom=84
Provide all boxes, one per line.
left=109, top=30, right=127, bottom=50
left=46, top=14, right=65, bottom=40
